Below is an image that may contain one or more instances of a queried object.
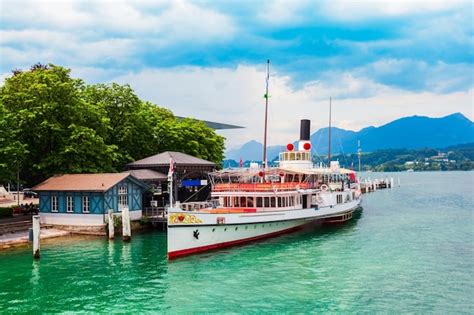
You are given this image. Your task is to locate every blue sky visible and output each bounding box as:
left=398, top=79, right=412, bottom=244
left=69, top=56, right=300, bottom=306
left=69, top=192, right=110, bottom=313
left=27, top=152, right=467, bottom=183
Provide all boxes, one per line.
left=1, top=0, right=473, bottom=149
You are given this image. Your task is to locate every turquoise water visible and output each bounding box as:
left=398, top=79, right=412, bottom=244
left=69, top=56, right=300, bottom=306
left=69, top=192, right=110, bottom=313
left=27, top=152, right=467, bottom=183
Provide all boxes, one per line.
left=0, top=171, right=472, bottom=313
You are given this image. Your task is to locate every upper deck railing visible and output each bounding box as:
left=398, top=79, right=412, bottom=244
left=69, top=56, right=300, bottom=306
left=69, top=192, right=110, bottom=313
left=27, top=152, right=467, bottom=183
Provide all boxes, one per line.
left=212, top=182, right=313, bottom=192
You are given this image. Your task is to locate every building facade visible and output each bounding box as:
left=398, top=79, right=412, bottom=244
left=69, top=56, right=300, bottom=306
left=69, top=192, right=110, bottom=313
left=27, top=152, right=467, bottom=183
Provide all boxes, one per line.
left=33, top=173, right=149, bottom=226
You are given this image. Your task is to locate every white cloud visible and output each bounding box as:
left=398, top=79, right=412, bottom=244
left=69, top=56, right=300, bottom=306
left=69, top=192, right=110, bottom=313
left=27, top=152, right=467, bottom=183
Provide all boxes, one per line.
left=0, top=0, right=237, bottom=74
left=319, top=0, right=469, bottom=22
left=111, top=65, right=473, bottom=150
left=256, top=0, right=311, bottom=25
left=0, top=0, right=236, bottom=41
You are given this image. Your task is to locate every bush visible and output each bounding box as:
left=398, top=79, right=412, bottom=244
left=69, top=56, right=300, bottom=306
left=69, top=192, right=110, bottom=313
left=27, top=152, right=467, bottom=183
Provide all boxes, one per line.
left=113, top=215, right=122, bottom=228
left=0, top=207, right=13, bottom=218
left=140, top=216, right=150, bottom=226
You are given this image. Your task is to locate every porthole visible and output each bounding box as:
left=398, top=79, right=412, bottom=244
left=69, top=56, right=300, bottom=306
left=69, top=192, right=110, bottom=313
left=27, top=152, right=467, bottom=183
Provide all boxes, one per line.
left=235, top=227, right=238, bottom=231
left=245, top=226, right=248, bottom=230
left=212, top=228, right=215, bottom=232
left=224, top=228, right=227, bottom=231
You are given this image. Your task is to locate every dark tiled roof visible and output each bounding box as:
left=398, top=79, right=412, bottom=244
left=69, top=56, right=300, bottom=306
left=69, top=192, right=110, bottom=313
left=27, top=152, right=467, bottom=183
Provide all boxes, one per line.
left=127, top=151, right=215, bottom=168
left=33, top=173, right=143, bottom=192
left=124, top=169, right=167, bottom=181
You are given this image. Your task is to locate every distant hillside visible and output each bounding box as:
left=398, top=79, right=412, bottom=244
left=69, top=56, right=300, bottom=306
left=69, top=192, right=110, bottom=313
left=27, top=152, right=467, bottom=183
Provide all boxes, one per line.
left=226, top=113, right=474, bottom=161
left=225, top=140, right=283, bottom=161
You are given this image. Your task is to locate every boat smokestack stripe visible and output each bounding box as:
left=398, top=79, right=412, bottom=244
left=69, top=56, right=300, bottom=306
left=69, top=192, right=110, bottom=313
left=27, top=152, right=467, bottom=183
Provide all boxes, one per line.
left=300, top=119, right=310, bottom=141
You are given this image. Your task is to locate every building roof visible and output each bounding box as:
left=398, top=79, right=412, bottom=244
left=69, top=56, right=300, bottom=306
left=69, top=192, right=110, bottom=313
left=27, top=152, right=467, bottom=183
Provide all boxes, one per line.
left=127, top=151, right=215, bottom=168
left=175, top=116, right=244, bottom=130
left=124, top=169, right=167, bottom=181
left=33, top=173, right=147, bottom=192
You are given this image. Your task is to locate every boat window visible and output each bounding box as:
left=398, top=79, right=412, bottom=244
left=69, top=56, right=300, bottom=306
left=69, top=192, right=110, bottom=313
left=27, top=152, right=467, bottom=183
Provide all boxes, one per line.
left=247, top=197, right=254, bottom=207
left=278, top=197, right=282, bottom=207
left=256, top=197, right=263, bottom=207
left=289, top=152, right=295, bottom=160
left=264, top=197, right=270, bottom=207
left=240, top=196, right=247, bottom=207
left=223, top=197, right=228, bottom=207
left=270, top=197, right=276, bottom=207
left=233, top=197, right=239, bottom=207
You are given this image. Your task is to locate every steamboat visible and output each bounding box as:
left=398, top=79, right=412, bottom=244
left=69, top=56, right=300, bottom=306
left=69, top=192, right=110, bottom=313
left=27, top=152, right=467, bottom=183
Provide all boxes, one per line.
left=167, top=119, right=362, bottom=259
left=167, top=60, right=361, bottom=259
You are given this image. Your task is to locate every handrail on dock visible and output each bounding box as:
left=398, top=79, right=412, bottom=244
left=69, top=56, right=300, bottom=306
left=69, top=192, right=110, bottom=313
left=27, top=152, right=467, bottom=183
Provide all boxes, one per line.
left=143, top=207, right=167, bottom=222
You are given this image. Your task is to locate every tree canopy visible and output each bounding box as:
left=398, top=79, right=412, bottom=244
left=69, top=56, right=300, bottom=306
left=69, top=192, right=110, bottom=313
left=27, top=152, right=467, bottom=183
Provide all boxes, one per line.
left=0, top=64, right=225, bottom=186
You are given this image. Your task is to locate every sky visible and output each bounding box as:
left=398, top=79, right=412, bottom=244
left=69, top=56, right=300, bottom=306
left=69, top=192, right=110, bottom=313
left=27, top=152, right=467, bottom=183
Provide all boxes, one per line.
left=1, top=0, right=473, bottom=150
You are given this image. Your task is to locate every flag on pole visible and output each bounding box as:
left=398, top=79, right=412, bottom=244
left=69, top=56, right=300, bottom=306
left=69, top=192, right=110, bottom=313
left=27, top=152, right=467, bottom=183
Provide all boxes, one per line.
left=168, top=157, right=174, bottom=176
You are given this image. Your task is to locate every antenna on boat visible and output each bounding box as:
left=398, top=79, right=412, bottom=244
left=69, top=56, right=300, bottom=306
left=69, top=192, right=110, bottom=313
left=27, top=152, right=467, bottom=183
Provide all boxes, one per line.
left=327, top=97, right=332, bottom=166
left=262, top=59, right=270, bottom=171
left=358, top=140, right=362, bottom=172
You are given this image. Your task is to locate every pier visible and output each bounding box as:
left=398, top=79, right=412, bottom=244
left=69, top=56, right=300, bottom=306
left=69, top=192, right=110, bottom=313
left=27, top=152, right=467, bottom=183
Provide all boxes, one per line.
left=360, top=177, right=397, bottom=194
left=143, top=207, right=167, bottom=229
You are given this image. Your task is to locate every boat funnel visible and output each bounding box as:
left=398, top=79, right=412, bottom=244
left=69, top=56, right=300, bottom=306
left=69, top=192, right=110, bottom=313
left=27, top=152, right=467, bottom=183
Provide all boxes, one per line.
left=300, top=119, right=310, bottom=141
left=298, top=119, right=312, bottom=152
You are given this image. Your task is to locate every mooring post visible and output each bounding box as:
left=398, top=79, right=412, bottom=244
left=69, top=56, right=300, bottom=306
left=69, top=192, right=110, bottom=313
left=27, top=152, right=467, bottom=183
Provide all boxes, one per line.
left=122, top=206, right=131, bottom=242
left=108, top=209, right=114, bottom=240
left=32, top=215, right=40, bottom=259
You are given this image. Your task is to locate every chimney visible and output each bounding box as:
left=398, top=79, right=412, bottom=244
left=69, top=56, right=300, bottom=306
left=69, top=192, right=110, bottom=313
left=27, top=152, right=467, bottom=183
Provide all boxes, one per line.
left=300, top=119, right=310, bottom=141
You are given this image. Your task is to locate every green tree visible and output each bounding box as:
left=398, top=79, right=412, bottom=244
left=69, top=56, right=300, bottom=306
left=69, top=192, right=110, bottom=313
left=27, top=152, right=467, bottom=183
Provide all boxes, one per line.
left=0, top=64, right=117, bottom=185
left=83, top=84, right=176, bottom=167
left=84, top=84, right=225, bottom=167
left=1, top=64, right=226, bottom=185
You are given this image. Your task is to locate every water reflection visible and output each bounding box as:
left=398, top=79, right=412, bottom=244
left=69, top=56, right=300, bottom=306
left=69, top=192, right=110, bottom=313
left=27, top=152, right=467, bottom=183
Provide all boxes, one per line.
left=120, top=242, right=132, bottom=268
left=30, top=260, right=40, bottom=286
left=107, top=240, right=115, bottom=267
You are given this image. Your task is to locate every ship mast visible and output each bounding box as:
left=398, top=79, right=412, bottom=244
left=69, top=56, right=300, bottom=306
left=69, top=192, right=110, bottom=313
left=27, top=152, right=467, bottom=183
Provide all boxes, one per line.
left=262, top=59, right=270, bottom=170
left=327, top=97, right=332, bottom=166
left=358, top=140, right=362, bottom=172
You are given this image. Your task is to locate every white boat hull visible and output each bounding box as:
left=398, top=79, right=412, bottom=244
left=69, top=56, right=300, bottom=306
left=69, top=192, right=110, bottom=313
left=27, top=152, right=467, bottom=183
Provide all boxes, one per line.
left=167, top=198, right=361, bottom=259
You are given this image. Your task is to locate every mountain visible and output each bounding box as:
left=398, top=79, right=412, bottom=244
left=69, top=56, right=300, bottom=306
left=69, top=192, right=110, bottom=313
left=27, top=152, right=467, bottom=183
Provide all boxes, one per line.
left=225, top=140, right=283, bottom=161
left=225, top=113, right=474, bottom=161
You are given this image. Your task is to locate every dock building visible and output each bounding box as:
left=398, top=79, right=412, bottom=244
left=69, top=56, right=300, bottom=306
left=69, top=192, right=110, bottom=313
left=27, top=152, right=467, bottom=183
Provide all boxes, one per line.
left=33, top=173, right=149, bottom=227
left=126, top=151, right=216, bottom=207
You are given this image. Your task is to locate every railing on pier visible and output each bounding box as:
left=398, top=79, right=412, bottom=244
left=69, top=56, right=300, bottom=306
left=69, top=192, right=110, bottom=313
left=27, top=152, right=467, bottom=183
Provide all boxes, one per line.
left=143, top=207, right=167, bottom=223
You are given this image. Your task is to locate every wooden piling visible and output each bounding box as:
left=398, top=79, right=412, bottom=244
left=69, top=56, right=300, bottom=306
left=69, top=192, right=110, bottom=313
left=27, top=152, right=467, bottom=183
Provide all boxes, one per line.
left=32, top=215, right=40, bottom=259
left=108, top=209, right=114, bottom=240
left=122, top=206, right=131, bottom=242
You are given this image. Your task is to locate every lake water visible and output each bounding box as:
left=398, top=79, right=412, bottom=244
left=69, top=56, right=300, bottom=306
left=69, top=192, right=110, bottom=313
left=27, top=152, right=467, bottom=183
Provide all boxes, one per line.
left=0, top=171, right=472, bottom=313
